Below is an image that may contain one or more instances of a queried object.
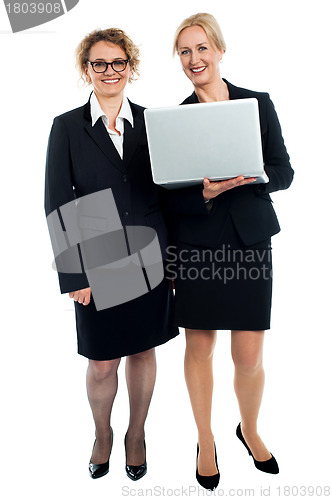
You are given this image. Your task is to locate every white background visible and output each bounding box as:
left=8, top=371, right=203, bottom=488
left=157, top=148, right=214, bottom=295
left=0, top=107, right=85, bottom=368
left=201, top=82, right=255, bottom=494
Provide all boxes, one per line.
left=1, top=0, right=331, bottom=498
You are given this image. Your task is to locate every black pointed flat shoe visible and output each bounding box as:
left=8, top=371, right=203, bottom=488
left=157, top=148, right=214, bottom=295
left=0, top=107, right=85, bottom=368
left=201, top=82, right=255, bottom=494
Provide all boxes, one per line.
left=89, top=427, right=113, bottom=479
left=196, top=442, right=220, bottom=491
left=124, top=433, right=147, bottom=481
left=236, top=423, right=279, bottom=474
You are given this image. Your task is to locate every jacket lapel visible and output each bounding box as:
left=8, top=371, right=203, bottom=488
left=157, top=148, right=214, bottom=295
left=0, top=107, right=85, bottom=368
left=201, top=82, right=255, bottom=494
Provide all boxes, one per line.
left=123, top=100, right=143, bottom=170
left=223, top=79, right=247, bottom=100
left=83, top=99, right=125, bottom=173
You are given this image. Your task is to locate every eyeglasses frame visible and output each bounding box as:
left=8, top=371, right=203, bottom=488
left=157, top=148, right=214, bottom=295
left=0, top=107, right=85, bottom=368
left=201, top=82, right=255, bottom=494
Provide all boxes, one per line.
left=88, top=59, right=130, bottom=73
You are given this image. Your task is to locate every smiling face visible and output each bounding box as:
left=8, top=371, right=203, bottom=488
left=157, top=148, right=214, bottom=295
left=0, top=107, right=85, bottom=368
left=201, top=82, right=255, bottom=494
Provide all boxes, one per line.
left=84, top=40, right=132, bottom=100
left=177, top=25, right=224, bottom=88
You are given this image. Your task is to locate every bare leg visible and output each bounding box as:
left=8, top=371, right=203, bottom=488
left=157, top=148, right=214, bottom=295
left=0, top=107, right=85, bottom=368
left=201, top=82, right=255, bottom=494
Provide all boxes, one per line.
left=125, top=348, right=156, bottom=465
left=184, top=329, right=218, bottom=476
left=231, top=330, right=271, bottom=461
left=87, top=358, right=121, bottom=464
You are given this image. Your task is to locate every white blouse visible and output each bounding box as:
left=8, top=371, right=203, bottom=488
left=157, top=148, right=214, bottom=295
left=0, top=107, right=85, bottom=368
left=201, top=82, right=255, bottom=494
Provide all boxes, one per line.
left=90, top=91, right=134, bottom=159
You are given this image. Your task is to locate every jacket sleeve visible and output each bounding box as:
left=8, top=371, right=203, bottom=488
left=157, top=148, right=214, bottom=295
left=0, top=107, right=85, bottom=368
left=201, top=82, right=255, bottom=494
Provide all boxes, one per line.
left=256, top=94, right=294, bottom=194
left=44, top=116, right=89, bottom=294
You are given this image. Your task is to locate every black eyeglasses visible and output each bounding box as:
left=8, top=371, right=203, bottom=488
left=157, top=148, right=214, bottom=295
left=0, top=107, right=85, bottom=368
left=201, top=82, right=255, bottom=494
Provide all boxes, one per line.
left=88, top=59, right=129, bottom=73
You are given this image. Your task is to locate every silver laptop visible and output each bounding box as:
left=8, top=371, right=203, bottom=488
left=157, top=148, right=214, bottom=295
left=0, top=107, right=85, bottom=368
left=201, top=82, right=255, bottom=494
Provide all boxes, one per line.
left=144, top=98, right=269, bottom=189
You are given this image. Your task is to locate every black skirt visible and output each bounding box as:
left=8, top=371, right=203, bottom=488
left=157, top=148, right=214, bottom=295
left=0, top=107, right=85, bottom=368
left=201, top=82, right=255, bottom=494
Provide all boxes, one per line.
left=74, top=277, right=178, bottom=360
left=168, top=216, right=272, bottom=331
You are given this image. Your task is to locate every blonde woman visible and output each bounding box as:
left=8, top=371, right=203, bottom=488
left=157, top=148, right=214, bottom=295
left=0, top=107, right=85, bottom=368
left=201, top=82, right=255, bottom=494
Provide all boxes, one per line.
left=44, top=28, right=178, bottom=480
left=163, top=13, right=293, bottom=490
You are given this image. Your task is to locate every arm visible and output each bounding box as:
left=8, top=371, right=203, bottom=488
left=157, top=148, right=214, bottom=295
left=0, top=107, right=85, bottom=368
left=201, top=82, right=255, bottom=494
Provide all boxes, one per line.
left=44, top=116, right=90, bottom=295
left=256, top=94, right=294, bottom=194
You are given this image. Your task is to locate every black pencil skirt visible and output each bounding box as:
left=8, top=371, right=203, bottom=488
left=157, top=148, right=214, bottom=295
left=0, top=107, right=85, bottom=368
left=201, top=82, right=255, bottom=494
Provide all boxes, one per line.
left=168, top=216, right=273, bottom=331
left=74, top=277, right=179, bottom=361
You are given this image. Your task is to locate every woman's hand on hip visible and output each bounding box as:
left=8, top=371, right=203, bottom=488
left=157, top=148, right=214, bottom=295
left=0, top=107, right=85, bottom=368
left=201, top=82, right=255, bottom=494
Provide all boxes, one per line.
left=202, top=176, right=256, bottom=200
left=69, top=287, right=91, bottom=305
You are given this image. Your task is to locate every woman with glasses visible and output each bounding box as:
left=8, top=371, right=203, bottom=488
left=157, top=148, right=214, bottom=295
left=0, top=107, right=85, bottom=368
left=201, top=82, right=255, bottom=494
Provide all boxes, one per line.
left=162, top=13, right=293, bottom=490
left=44, top=28, right=178, bottom=481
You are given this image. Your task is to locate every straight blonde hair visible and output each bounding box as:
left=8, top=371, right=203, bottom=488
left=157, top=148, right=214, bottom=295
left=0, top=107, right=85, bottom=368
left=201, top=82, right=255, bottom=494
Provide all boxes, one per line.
left=173, top=13, right=226, bottom=56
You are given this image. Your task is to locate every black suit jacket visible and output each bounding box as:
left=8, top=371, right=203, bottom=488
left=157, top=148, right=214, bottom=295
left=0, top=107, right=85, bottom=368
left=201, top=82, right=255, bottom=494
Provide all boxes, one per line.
left=44, top=97, right=169, bottom=293
left=161, top=79, right=294, bottom=247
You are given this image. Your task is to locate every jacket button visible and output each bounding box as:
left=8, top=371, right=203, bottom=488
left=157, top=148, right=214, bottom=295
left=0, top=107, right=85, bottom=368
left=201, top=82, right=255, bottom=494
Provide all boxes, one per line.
left=123, top=175, right=128, bottom=182
left=123, top=211, right=129, bottom=218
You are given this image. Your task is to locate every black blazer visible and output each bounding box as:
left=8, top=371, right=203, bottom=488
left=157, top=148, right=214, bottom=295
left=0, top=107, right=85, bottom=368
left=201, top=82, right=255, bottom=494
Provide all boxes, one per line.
left=161, top=79, right=294, bottom=247
left=44, top=97, right=169, bottom=293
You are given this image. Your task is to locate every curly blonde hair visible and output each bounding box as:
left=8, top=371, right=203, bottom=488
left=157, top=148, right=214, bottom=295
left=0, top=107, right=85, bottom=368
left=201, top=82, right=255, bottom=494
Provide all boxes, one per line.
left=173, top=13, right=226, bottom=56
left=75, top=28, right=140, bottom=84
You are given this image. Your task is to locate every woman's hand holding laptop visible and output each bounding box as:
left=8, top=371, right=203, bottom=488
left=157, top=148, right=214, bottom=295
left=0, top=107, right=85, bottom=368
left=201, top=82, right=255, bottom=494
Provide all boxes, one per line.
left=202, top=176, right=256, bottom=201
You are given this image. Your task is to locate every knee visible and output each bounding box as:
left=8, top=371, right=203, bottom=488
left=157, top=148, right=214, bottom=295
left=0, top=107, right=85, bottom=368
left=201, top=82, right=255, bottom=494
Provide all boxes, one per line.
left=185, top=330, right=216, bottom=361
left=233, top=353, right=263, bottom=376
left=88, top=358, right=120, bottom=382
left=128, top=348, right=155, bottom=363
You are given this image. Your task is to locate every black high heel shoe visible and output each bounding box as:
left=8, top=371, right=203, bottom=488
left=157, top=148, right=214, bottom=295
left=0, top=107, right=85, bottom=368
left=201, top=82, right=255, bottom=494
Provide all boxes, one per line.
left=236, top=423, right=279, bottom=474
left=124, top=433, right=147, bottom=481
left=196, top=442, right=220, bottom=491
left=89, top=427, right=113, bottom=479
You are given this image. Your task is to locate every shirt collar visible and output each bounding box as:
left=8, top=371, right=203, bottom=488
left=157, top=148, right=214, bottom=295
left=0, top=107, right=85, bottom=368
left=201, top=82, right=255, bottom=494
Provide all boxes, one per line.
left=90, top=92, right=134, bottom=128
left=118, top=96, right=134, bottom=127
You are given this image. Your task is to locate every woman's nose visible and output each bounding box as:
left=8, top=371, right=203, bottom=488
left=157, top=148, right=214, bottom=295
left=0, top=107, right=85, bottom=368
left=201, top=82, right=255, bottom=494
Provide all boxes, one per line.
left=190, top=50, right=200, bottom=65
left=104, top=64, right=116, bottom=76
